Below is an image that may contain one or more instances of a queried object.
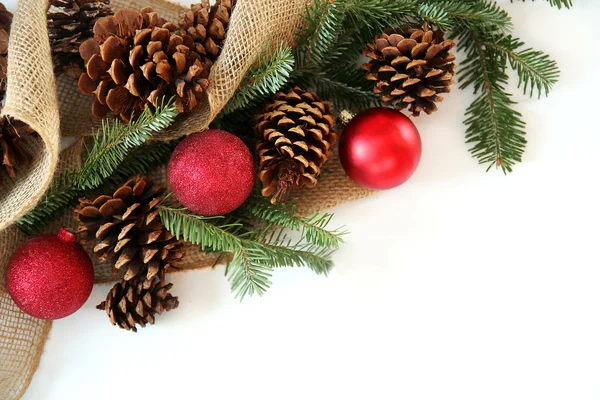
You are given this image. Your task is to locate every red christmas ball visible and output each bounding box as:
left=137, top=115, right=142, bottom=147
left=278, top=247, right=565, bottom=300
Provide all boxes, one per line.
left=339, top=108, right=422, bottom=190
left=168, top=129, right=255, bottom=216
left=6, top=228, right=94, bottom=320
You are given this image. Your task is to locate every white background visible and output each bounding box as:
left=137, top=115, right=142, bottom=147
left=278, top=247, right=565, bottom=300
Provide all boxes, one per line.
left=5, top=0, right=600, bottom=399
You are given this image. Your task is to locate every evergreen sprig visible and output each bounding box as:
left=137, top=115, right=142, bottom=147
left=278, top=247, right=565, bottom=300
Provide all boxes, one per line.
left=158, top=204, right=340, bottom=300
left=511, top=0, right=573, bottom=9
left=16, top=107, right=179, bottom=235
left=237, top=195, right=347, bottom=249
left=224, top=42, right=295, bottom=114
left=74, top=98, right=178, bottom=190
left=487, top=36, right=560, bottom=98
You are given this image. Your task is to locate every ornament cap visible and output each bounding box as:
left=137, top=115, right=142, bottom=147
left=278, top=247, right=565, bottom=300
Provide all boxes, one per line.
left=57, top=227, right=77, bottom=243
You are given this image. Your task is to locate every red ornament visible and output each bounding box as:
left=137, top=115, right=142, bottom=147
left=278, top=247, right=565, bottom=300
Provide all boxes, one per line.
left=339, top=108, right=421, bottom=190
left=6, top=228, right=94, bottom=320
left=168, top=129, right=255, bottom=216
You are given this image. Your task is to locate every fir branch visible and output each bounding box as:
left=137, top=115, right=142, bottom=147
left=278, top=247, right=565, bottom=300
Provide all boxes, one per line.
left=420, top=0, right=513, bottom=34
left=299, top=0, right=345, bottom=67
left=292, top=68, right=378, bottom=110
left=224, top=42, right=294, bottom=114
left=511, top=0, right=573, bottom=9
left=237, top=195, right=347, bottom=249
left=459, top=32, right=527, bottom=173
left=16, top=140, right=178, bottom=236
left=485, top=36, right=560, bottom=98
left=158, top=205, right=337, bottom=300
left=73, top=98, right=178, bottom=190
left=342, top=0, right=417, bottom=39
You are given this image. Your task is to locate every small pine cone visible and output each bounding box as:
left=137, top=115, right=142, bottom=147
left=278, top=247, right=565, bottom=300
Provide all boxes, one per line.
left=362, top=23, right=456, bottom=116
left=0, top=118, right=34, bottom=187
left=75, top=175, right=184, bottom=282
left=0, top=3, right=12, bottom=32
left=77, top=8, right=211, bottom=121
left=255, top=87, right=337, bottom=204
left=96, top=271, right=179, bottom=332
left=47, top=0, right=113, bottom=78
left=0, top=2, right=11, bottom=100
left=177, top=0, right=234, bottom=62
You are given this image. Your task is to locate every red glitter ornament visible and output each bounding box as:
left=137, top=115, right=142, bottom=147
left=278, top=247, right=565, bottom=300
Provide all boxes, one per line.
left=6, top=228, right=94, bottom=320
left=339, top=108, right=422, bottom=190
left=168, top=129, right=255, bottom=216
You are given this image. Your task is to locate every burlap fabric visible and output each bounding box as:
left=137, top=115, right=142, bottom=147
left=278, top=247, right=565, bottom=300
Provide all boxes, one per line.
left=0, top=0, right=60, bottom=232
left=0, top=0, right=375, bottom=398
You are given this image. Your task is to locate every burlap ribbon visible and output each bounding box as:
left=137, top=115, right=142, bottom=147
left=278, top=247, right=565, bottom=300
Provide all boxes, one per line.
left=0, top=0, right=374, bottom=398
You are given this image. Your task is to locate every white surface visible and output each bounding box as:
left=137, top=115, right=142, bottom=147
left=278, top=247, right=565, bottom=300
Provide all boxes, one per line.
left=5, top=0, right=600, bottom=399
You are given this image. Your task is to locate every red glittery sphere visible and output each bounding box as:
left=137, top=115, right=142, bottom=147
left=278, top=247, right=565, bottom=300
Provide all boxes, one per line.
left=168, top=129, right=255, bottom=216
left=339, top=108, right=422, bottom=190
left=6, top=228, right=94, bottom=320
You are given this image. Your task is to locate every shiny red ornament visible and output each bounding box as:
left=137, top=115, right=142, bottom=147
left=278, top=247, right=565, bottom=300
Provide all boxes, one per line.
left=168, top=129, right=255, bottom=216
left=6, top=228, right=94, bottom=320
left=339, top=108, right=422, bottom=190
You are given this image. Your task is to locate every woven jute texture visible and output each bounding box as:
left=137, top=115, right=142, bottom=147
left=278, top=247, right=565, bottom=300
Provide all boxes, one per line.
left=0, top=0, right=375, bottom=398
left=0, top=0, right=60, bottom=232
left=0, top=141, right=82, bottom=400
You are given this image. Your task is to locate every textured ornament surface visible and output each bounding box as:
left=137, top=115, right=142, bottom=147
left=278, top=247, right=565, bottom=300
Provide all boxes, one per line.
left=5, top=228, right=95, bottom=320
left=168, top=129, right=255, bottom=216
left=339, top=108, right=421, bottom=190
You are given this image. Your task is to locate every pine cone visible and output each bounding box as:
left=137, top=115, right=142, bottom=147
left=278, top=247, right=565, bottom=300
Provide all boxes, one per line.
left=362, top=24, right=456, bottom=116
left=47, top=0, right=113, bottom=78
left=0, top=118, right=34, bottom=186
left=255, top=87, right=337, bottom=203
left=0, top=2, right=12, bottom=100
left=76, top=175, right=184, bottom=281
left=177, top=0, right=234, bottom=62
left=0, top=4, right=34, bottom=187
left=77, top=8, right=211, bottom=121
left=0, top=3, right=12, bottom=31
left=96, top=271, right=179, bottom=332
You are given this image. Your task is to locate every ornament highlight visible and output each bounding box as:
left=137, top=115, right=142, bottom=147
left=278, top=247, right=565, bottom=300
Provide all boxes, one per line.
left=6, top=227, right=94, bottom=320
left=339, top=108, right=421, bottom=190
left=168, top=129, right=255, bottom=216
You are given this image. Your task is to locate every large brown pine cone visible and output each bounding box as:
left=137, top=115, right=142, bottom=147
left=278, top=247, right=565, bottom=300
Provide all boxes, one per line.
left=75, top=175, right=184, bottom=282
left=47, top=0, right=113, bottom=78
left=362, top=24, right=456, bottom=116
left=77, top=8, right=211, bottom=121
left=178, top=0, right=234, bottom=62
left=255, top=87, right=337, bottom=204
left=96, top=270, right=179, bottom=332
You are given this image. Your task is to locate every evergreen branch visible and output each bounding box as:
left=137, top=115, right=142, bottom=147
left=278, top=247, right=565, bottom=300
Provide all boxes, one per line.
left=342, top=0, right=417, bottom=32
left=299, top=0, right=345, bottom=67
left=292, top=68, right=378, bottom=110
left=73, top=98, right=178, bottom=190
left=224, top=42, right=294, bottom=114
left=16, top=141, right=177, bottom=235
left=237, top=195, right=347, bottom=249
left=459, top=32, right=527, bottom=173
left=158, top=205, right=336, bottom=300
left=15, top=172, right=84, bottom=235
left=511, top=0, right=573, bottom=9
left=420, top=0, right=513, bottom=34
left=485, top=36, right=560, bottom=98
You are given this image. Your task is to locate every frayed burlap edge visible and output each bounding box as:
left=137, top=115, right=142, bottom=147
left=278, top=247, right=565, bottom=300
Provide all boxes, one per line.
left=0, top=0, right=60, bottom=232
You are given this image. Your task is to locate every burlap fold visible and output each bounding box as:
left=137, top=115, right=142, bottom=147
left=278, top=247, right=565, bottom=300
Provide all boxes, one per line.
left=0, top=0, right=60, bottom=232
left=0, top=0, right=375, bottom=398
